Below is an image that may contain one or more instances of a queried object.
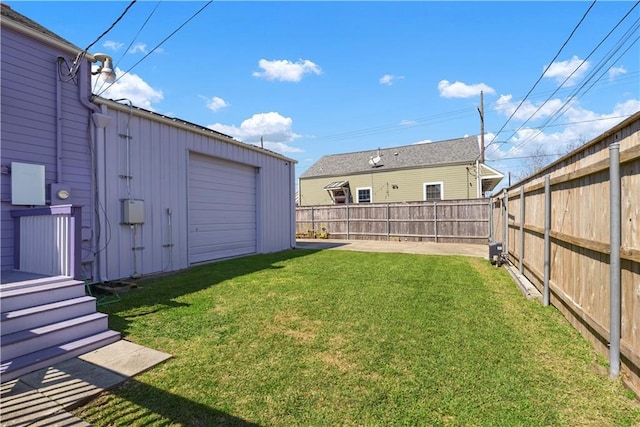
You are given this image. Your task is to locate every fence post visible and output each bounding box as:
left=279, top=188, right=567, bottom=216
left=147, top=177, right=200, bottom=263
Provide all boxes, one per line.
left=346, top=204, right=350, bottom=240
left=519, top=186, right=525, bottom=274
left=311, top=206, right=315, bottom=235
left=434, top=201, right=438, bottom=243
left=609, top=142, right=621, bottom=379
left=387, top=203, right=390, bottom=241
left=489, top=198, right=493, bottom=242
left=504, top=189, right=509, bottom=261
left=543, top=175, right=551, bottom=307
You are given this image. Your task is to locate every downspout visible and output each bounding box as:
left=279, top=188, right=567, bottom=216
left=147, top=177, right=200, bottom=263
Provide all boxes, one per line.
left=56, top=58, right=63, bottom=183
left=609, top=142, right=621, bottom=379
left=78, top=60, right=111, bottom=282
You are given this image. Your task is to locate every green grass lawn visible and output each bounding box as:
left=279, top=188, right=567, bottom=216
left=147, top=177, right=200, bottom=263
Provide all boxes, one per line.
left=75, top=250, right=640, bottom=426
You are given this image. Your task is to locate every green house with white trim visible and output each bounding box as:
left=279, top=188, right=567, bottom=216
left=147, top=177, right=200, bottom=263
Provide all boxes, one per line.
left=298, top=136, right=503, bottom=206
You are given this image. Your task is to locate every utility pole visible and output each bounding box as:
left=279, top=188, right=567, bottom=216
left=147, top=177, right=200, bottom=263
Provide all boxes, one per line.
left=478, top=90, right=485, bottom=163
left=477, top=90, right=485, bottom=197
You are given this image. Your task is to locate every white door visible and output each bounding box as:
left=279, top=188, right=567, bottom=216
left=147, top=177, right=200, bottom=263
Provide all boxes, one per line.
left=188, top=153, right=256, bottom=263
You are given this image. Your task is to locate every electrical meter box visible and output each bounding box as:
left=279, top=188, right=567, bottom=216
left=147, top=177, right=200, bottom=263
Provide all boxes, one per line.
left=122, top=199, right=144, bottom=224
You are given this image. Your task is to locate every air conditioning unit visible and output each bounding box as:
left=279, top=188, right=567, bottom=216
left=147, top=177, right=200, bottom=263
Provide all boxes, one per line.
left=489, top=241, right=503, bottom=264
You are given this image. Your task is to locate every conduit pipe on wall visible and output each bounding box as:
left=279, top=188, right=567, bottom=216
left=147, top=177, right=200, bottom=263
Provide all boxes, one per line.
left=609, top=141, right=621, bottom=380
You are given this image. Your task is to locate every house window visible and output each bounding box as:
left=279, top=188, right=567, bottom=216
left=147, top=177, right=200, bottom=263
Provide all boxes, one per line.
left=423, top=182, right=443, bottom=201
left=357, top=187, right=372, bottom=203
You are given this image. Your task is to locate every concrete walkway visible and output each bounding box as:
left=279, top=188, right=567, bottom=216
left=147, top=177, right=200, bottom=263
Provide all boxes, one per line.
left=296, top=238, right=488, bottom=258
left=1, top=340, right=171, bottom=426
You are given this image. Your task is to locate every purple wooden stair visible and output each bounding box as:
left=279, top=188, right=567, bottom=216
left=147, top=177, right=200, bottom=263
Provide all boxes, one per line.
left=0, top=276, right=120, bottom=383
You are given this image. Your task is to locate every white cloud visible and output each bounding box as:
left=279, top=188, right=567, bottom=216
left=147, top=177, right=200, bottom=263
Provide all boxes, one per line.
left=129, top=43, right=147, bottom=54
left=486, top=99, right=640, bottom=169
left=413, top=139, right=433, bottom=144
left=208, top=112, right=303, bottom=153
left=92, top=67, right=163, bottom=110
left=400, top=119, right=416, bottom=126
left=379, top=74, right=404, bottom=85
left=127, top=43, right=164, bottom=55
left=609, top=65, right=627, bottom=80
left=103, top=40, right=124, bottom=51
left=253, top=59, right=321, bottom=82
left=438, top=80, right=495, bottom=98
left=200, top=95, right=229, bottom=112
left=543, top=55, right=590, bottom=87
left=495, top=94, right=565, bottom=122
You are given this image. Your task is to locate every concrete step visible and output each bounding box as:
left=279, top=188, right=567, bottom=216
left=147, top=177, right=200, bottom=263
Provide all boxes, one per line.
left=0, top=279, right=85, bottom=312
left=0, top=296, right=97, bottom=336
left=0, top=330, right=121, bottom=383
left=1, top=313, right=109, bottom=361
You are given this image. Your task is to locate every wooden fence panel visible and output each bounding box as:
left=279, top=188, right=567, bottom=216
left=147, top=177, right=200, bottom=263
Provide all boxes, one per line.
left=296, top=199, right=489, bottom=244
left=491, top=113, right=640, bottom=396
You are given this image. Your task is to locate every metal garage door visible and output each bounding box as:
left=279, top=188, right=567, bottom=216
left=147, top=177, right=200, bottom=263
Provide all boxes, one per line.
left=188, top=153, right=256, bottom=263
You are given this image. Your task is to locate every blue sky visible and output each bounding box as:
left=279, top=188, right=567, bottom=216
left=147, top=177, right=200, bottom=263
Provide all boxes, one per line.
left=11, top=1, right=640, bottom=188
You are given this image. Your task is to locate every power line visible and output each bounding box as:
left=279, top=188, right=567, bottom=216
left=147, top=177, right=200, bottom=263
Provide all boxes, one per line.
left=484, top=0, right=597, bottom=153
left=94, top=1, right=162, bottom=94
left=95, top=1, right=213, bottom=98
left=497, top=4, right=639, bottom=154
left=85, top=1, right=137, bottom=52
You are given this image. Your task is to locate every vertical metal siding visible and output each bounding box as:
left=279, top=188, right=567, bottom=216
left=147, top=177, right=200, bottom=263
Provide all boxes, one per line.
left=19, top=214, right=71, bottom=276
left=100, top=106, right=294, bottom=280
left=1, top=26, right=94, bottom=273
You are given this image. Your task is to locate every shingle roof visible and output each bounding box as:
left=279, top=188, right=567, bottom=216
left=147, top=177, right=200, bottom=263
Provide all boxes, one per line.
left=1, top=3, right=81, bottom=50
left=300, top=136, right=480, bottom=178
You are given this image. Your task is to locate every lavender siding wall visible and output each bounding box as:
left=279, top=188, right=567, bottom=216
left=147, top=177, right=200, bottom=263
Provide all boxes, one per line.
left=0, top=26, right=94, bottom=273
left=96, top=101, right=296, bottom=281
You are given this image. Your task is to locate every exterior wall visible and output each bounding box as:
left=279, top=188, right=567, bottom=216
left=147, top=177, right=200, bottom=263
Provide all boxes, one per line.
left=0, top=25, right=93, bottom=272
left=299, top=163, right=478, bottom=206
left=95, top=101, right=295, bottom=281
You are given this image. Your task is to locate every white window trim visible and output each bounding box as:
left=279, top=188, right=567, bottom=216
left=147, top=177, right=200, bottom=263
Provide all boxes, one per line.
left=423, top=181, right=444, bottom=201
left=356, top=186, right=372, bottom=203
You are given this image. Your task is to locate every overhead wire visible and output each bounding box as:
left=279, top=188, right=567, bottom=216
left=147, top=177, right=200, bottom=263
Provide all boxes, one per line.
left=84, top=1, right=138, bottom=52
left=93, top=1, right=162, bottom=94
left=494, top=4, right=640, bottom=156
left=59, top=0, right=138, bottom=82
left=95, top=1, right=214, bottom=98
left=483, top=0, right=597, bottom=154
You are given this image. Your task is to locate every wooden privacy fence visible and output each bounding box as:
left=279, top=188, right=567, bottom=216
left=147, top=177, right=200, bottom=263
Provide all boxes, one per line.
left=491, top=112, right=640, bottom=395
left=296, top=199, right=490, bottom=244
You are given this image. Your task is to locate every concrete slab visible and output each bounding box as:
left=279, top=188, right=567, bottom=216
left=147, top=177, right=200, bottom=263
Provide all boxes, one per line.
left=0, top=341, right=171, bottom=426
left=19, top=360, right=127, bottom=409
left=0, top=379, right=66, bottom=426
left=79, top=340, right=171, bottom=378
left=28, top=410, right=90, bottom=427
left=296, top=238, right=487, bottom=258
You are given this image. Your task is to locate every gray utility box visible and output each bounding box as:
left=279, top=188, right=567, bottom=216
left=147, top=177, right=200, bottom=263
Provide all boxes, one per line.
left=489, top=242, right=503, bottom=263
left=122, top=199, right=145, bottom=224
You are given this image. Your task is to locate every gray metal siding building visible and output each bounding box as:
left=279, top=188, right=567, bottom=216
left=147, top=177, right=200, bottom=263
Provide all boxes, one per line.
left=94, top=99, right=296, bottom=281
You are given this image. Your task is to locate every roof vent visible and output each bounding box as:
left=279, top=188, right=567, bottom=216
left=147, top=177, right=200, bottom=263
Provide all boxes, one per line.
left=369, top=148, right=382, bottom=167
